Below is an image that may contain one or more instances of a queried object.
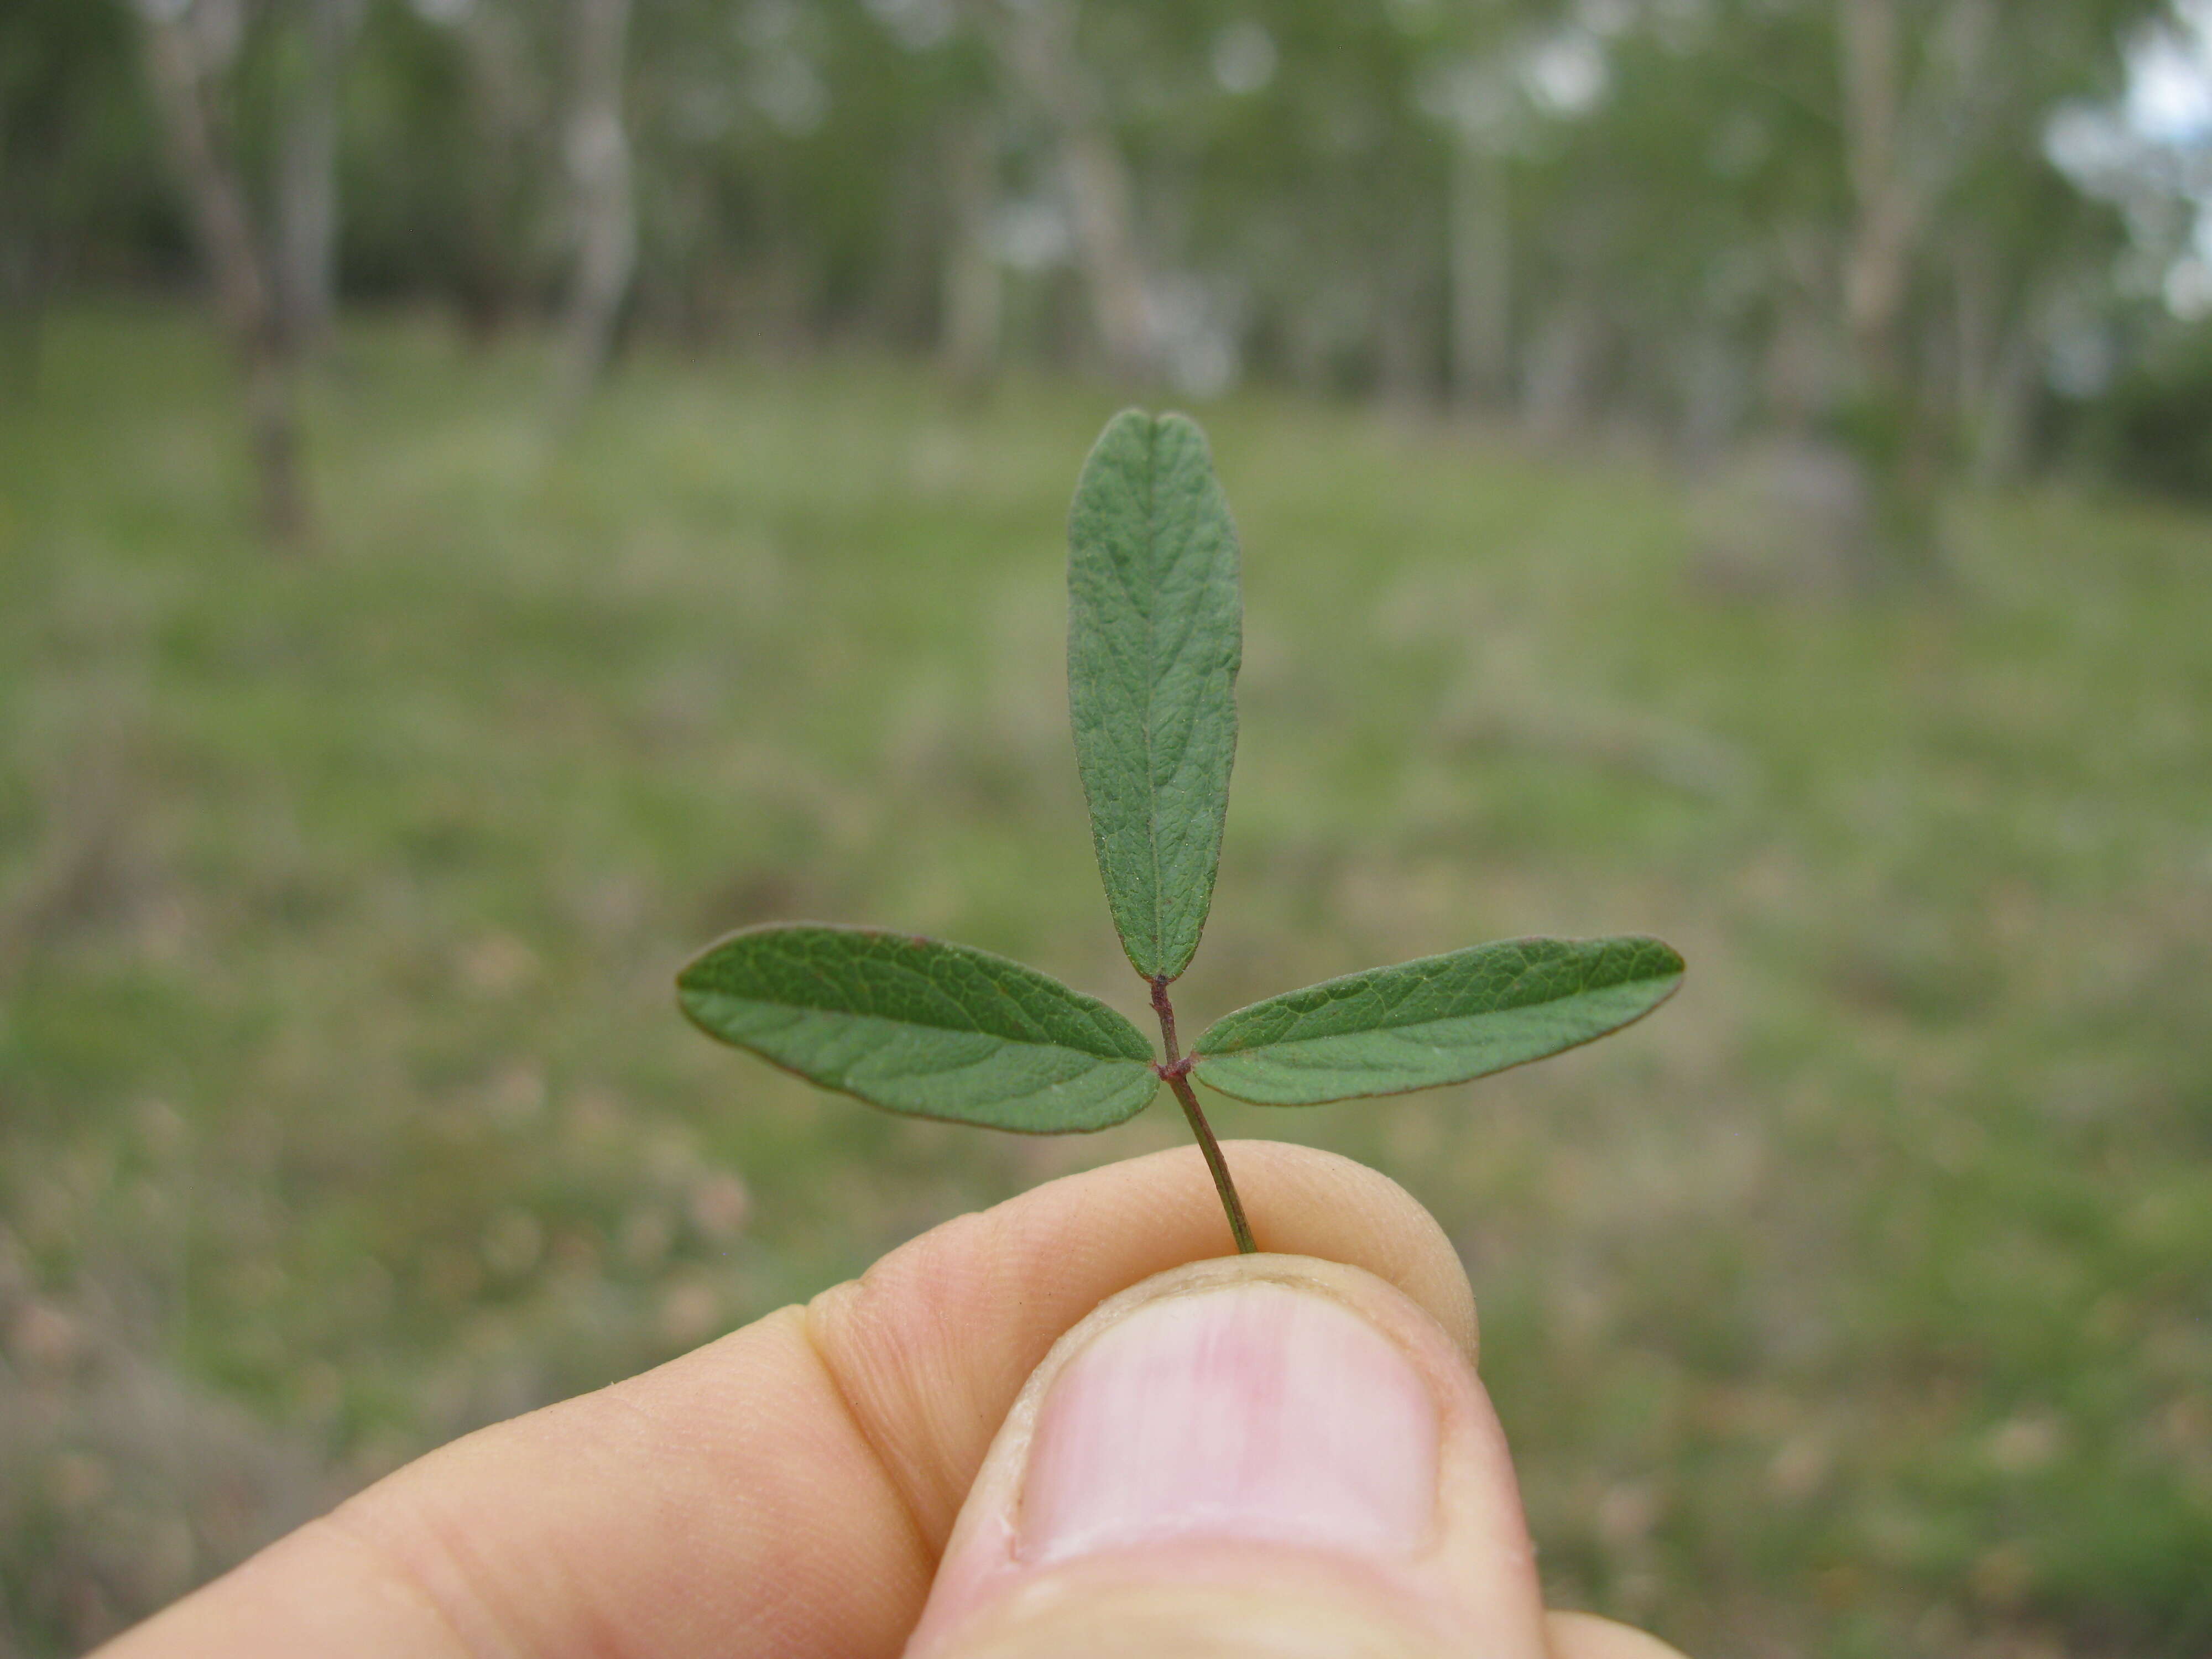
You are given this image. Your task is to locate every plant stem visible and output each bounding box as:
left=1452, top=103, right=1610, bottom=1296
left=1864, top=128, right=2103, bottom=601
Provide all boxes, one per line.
left=1149, top=973, right=1180, bottom=1059
left=1151, top=976, right=1256, bottom=1255
left=1165, top=1068, right=1256, bottom=1255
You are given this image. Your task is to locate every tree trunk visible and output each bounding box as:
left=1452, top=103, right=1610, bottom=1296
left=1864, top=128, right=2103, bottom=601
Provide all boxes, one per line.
left=453, top=1, right=540, bottom=341
left=1971, top=309, right=2042, bottom=485
left=974, top=0, right=1156, bottom=382
left=1524, top=301, right=1601, bottom=439
left=559, top=0, right=636, bottom=403
left=1448, top=140, right=1512, bottom=414
left=939, top=114, right=1003, bottom=385
left=1375, top=251, right=1433, bottom=414
left=1836, top=0, right=1936, bottom=572
left=1839, top=0, right=1913, bottom=392
left=0, top=226, right=44, bottom=394
left=138, top=3, right=306, bottom=546
left=274, top=0, right=356, bottom=353
left=1951, top=232, right=2043, bottom=484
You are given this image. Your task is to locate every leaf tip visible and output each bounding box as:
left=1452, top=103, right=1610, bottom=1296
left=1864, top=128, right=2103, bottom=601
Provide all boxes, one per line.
left=1631, top=935, right=1688, bottom=987
left=1089, top=405, right=1156, bottom=455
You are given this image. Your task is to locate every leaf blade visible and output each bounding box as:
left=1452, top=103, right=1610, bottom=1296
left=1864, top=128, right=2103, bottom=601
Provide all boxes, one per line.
left=1067, top=409, right=1241, bottom=982
left=1189, top=936, right=1684, bottom=1105
left=677, top=925, right=1159, bottom=1133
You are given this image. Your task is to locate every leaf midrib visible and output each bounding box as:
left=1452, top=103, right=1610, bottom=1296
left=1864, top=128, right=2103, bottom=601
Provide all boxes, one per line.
left=694, top=933, right=1141, bottom=1059
left=1142, top=419, right=1166, bottom=975
left=1197, top=944, right=1682, bottom=1052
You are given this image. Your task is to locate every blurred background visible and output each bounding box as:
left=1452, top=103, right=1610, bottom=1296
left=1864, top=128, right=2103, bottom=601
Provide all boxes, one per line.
left=2, top=1, right=2210, bottom=1654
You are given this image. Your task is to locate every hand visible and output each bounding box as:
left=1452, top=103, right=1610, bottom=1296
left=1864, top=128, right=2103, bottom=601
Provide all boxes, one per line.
left=97, top=1142, right=1686, bottom=1658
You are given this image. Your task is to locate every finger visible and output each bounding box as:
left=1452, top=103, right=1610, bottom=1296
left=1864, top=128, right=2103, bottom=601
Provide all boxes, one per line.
left=810, top=1138, right=1477, bottom=1545
left=1548, top=1610, right=1695, bottom=1659
left=907, top=1254, right=1550, bottom=1659
left=99, top=1141, right=1473, bottom=1659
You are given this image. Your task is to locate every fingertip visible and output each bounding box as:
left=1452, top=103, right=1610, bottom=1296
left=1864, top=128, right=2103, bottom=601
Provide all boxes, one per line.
left=909, top=1254, right=1545, bottom=1659
left=806, top=1141, right=1478, bottom=1548
left=1223, top=1140, right=1477, bottom=1360
left=1546, top=1610, right=1695, bottom=1659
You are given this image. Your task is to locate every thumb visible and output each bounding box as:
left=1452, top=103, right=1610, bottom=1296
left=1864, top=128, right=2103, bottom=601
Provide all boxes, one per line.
left=904, top=1254, right=1567, bottom=1659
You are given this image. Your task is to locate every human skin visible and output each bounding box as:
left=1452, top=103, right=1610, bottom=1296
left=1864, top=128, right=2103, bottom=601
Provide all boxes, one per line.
left=95, top=1141, right=1687, bottom=1659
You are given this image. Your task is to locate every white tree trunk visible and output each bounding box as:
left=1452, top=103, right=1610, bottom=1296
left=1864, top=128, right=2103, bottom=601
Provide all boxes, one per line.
left=1838, top=0, right=1915, bottom=390
left=137, top=1, right=306, bottom=544
left=1448, top=140, right=1512, bottom=413
left=1971, top=306, right=2043, bottom=484
left=1836, top=0, right=1940, bottom=571
left=940, top=114, right=1003, bottom=384
left=974, top=0, right=1156, bottom=380
left=452, top=0, right=541, bottom=337
left=1375, top=252, right=1433, bottom=413
left=560, top=0, right=636, bottom=401
left=274, top=0, right=357, bottom=352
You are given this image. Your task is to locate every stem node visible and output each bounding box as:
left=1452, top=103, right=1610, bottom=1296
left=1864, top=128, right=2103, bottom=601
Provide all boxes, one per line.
left=1150, top=980, right=1254, bottom=1255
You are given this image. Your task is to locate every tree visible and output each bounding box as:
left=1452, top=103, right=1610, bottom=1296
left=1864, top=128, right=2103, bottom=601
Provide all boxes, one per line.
left=273, top=0, right=361, bottom=352
left=557, top=0, right=635, bottom=400
left=133, top=0, right=306, bottom=543
left=964, top=0, right=1159, bottom=380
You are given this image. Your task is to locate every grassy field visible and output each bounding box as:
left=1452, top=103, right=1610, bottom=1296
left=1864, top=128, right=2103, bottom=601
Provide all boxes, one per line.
left=2, top=307, right=2208, bottom=1657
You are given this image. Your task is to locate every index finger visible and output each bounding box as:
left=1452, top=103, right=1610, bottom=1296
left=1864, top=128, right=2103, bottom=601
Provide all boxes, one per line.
left=101, top=1141, right=1477, bottom=1659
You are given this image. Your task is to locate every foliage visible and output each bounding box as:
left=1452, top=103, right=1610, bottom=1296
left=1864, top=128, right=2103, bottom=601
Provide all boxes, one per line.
left=679, top=926, right=1158, bottom=1131
left=0, top=0, right=2191, bottom=484
left=1064, top=412, right=1241, bottom=984
left=2086, top=321, right=2212, bottom=500
left=0, top=0, right=169, bottom=298
left=1191, top=937, right=1686, bottom=1107
left=677, top=408, right=1679, bottom=1243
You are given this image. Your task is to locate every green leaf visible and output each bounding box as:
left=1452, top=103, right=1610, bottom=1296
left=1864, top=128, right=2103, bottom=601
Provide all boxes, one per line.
left=1067, top=409, right=1242, bottom=983
left=1189, top=936, right=1685, bottom=1105
left=677, top=925, right=1160, bottom=1133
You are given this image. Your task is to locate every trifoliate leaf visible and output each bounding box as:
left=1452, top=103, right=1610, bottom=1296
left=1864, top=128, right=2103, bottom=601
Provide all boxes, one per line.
left=1190, top=936, right=1684, bottom=1105
left=1067, top=409, right=1241, bottom=983
left=677, top=925, right=1160, bottom=1132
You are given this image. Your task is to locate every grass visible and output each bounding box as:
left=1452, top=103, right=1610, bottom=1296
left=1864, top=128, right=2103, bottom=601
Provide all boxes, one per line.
left=2, top=305, right=2209, bottom=1657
